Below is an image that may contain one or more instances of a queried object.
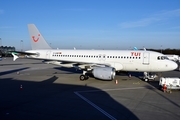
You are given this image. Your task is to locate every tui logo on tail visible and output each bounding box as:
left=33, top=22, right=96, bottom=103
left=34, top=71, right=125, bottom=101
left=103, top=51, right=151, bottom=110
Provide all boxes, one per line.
left=32, top=34, right=40, bottom=42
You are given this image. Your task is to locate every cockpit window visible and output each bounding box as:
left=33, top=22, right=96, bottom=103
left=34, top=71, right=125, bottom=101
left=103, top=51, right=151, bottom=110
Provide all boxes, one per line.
left=157, top=56, right=169, bottom=60
left=161, top=56, right=164, bottom=60
left=164, top=56, right=169, bottom=60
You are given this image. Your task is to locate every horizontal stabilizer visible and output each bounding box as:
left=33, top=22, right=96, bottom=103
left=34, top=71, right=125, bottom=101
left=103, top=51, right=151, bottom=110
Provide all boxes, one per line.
left=11, top=51, right=37, bottom=61
left=12, top=53, right=19, bottom=61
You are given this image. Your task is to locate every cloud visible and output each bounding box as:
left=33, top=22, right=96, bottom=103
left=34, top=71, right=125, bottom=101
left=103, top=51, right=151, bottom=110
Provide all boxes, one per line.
left=170, top=26, right=180, bottom=29
left=156, top=9, right=180, bottom=18
left=119, top=9, right=180, bottom=28
left=120, top=17, right=161, bottom=28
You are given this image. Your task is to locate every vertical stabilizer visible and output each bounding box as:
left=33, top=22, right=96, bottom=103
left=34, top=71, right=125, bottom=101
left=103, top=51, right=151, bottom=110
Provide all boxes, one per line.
left=28, top=24, right=51, bottom=50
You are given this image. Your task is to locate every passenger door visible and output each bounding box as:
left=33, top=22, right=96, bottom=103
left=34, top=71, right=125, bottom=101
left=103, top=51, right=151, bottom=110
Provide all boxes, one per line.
left=46, top=51, right=51, bottom=59
left=143, top=52, right=150, bottom=64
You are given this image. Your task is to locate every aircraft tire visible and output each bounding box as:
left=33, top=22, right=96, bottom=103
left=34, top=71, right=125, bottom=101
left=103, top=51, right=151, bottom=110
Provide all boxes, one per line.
left=80, top=75, right=89, bottom=81
left=80, top=75, right=85, bottom=81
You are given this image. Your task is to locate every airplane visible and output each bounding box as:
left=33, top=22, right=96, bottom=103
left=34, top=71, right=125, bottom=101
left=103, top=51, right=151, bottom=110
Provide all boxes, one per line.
left=165, top=54, right=179, bottom=62
left=12, top=24, right=178, bottom=81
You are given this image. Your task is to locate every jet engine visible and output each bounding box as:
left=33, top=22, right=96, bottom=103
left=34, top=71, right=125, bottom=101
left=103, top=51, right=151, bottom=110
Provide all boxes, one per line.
left=92, top=67, right=116, bottom=80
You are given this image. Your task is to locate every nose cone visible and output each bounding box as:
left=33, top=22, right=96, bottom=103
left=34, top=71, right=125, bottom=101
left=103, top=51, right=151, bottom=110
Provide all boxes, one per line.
left=171, top=61, right=178, bottom=70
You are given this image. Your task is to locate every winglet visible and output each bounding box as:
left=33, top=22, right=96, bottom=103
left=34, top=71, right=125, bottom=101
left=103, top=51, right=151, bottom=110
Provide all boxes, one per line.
left=133, top=47, right=138, bottom=50
left=12, top=53, right=19, bottom=61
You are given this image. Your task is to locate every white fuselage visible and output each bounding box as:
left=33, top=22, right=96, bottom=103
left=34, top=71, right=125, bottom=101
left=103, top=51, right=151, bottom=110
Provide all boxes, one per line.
left=26, top=49, right=178, bottom=72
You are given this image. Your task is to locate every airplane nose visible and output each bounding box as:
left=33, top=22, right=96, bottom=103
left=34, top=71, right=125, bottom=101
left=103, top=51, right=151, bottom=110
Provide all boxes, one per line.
left=171, top=61, right=178, bottom=70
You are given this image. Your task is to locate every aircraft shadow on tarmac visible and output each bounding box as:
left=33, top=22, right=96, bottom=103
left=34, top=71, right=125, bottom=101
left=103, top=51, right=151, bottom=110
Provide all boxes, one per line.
left=1, top=68, right=180, bottom=120
left=53, top=67, right=102, bottom=80
left=0, top=67, right=30, bottom=76
left=0, top=63, right=23, bottom=66
left=53, top=67, right=145, bottom=81
left=54, top=67, right=83, bottom=74
left=0, top=69, right=141, bottom=120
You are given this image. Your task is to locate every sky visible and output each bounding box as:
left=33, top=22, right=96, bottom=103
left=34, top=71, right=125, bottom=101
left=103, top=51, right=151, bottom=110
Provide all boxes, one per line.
left=0, top=0, right=180, bottom=51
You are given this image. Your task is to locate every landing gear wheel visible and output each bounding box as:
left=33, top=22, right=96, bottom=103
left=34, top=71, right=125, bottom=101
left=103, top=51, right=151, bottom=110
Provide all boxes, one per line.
left=80, top=75, right=89, bottom=81
left=80, top=75, right=85, bottom=81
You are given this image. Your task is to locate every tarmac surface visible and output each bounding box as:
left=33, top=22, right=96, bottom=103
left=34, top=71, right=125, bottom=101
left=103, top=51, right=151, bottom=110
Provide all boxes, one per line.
left=0, top=58, right=180, bottom=120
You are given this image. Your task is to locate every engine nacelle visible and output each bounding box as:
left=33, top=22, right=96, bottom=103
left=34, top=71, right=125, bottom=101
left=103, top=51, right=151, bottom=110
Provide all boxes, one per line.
left=92, top=67, right=116, bottom=80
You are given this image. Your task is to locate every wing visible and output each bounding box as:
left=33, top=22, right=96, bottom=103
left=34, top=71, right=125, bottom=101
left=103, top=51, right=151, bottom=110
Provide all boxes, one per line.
left=43, top=60, right=111, bottom=70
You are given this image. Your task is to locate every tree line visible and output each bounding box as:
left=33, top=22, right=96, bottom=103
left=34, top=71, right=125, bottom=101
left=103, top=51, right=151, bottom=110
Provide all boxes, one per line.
left=147, top=49, right=180, bottom=56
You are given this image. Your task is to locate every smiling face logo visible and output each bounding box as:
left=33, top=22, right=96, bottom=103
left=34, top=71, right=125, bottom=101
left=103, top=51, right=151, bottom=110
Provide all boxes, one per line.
left=32, top=34, right=40, bottom=42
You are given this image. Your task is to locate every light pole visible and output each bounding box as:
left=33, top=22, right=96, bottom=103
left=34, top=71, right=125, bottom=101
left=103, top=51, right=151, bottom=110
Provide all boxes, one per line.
left=20, top=40, right=23, bottom=51
left=161, top=45, right=162, bottom=53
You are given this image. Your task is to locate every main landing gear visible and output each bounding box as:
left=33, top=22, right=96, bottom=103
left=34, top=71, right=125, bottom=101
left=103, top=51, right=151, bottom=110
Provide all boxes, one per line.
left=79, top=75, right=89, bottom=81
left=79, top=71, right=89, bottom=81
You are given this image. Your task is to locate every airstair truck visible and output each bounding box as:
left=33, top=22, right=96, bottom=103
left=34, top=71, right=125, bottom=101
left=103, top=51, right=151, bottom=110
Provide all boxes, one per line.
left=159, top=77, right=180, bottom=92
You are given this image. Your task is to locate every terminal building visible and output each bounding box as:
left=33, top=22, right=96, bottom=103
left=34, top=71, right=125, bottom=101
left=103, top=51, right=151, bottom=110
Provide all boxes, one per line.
left=0, top=46, right=16, bottom=57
